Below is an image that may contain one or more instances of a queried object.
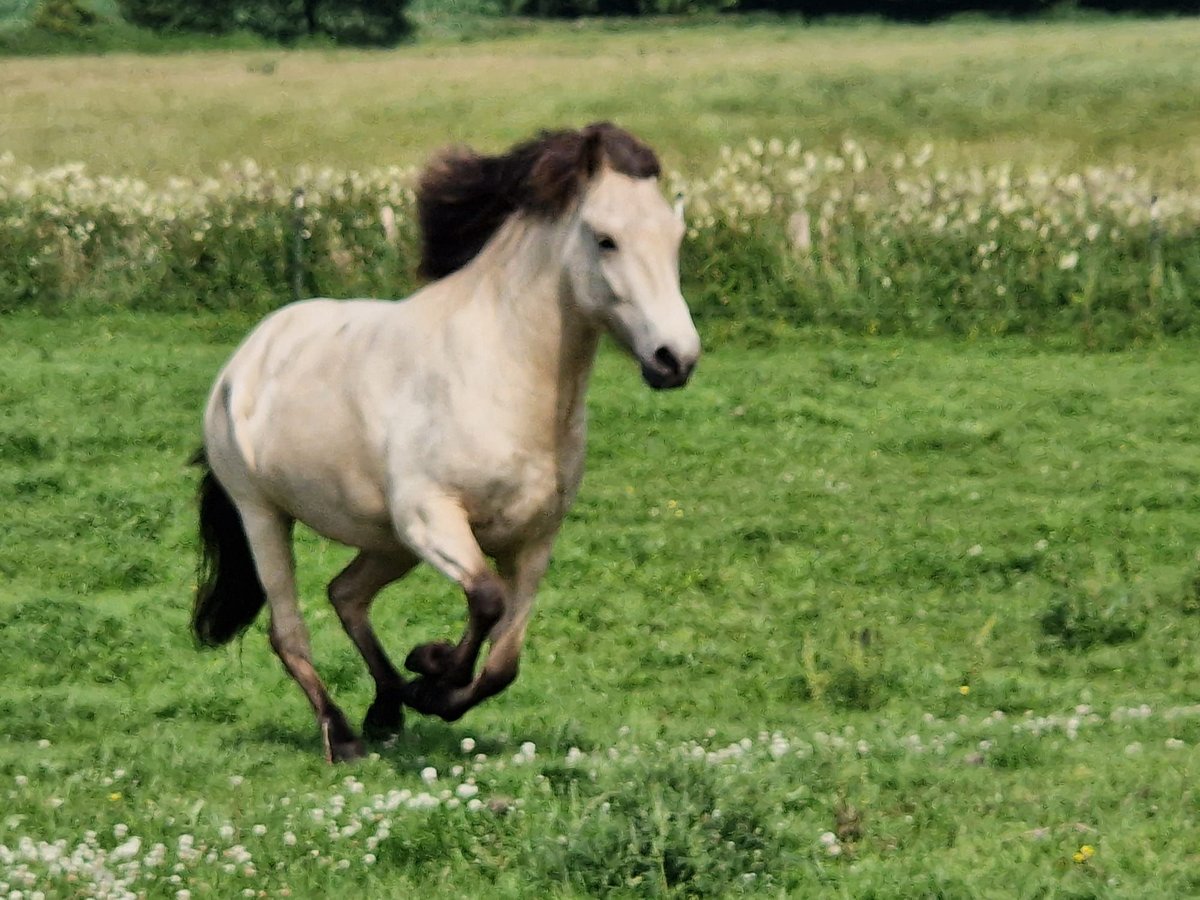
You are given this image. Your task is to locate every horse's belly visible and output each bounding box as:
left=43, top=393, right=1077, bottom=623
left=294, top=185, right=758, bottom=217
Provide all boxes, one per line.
left=266, top=465, right=398, bottom=552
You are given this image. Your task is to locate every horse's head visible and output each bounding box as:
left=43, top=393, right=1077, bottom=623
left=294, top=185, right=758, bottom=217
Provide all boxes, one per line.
left=567, top=166, right=701, bottom=390
left=417, top=121, right=701, bottom=388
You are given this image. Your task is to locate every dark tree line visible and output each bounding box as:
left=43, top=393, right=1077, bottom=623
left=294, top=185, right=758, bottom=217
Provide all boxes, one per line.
left=115, top=0, right=410, bottom=46
left=102, top=0, right=1200, bottom=40
left=510, top=0, right=1199, bottom=17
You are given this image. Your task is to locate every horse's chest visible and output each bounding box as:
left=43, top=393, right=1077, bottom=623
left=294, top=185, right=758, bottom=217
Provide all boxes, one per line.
left=463, top=459, right=568, bottom=551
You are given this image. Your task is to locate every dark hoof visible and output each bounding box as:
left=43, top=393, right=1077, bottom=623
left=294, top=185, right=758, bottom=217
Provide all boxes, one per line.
left=402, top=677, right=466, bottom=723
left=363, top=694, right=405, bottom=739
left=405, top=640, right=456, bottom=678
left=321, top=717, right=366, bottom=764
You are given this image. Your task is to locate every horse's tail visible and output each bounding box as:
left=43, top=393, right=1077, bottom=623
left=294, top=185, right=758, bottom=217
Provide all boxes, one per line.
left=190, top=449, right=268, bottom=647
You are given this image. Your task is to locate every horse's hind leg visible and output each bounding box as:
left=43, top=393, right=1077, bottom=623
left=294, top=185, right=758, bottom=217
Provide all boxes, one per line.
left=239, top=504, right=364, bottom=763
left=328, top=550, right=417, bottom=737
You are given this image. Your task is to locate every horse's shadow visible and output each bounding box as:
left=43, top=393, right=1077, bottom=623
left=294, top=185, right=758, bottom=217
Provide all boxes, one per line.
left=243, top=718, right=579, bottom=775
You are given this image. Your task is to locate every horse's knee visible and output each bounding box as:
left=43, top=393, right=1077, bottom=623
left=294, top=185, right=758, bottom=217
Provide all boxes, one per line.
left=467, top=574, right=506, bottom=629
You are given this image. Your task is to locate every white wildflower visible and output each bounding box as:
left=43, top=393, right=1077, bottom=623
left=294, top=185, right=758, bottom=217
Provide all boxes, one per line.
left=111, top=836, right=142, bottom=860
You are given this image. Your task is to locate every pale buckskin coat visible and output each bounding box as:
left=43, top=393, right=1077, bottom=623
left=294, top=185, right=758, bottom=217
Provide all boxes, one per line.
left=193, top=123, right=701, bottom=762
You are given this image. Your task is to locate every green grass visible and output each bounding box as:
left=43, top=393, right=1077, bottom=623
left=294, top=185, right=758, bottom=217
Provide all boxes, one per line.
left=3, top=14, right=1200, bottom=895
left=3, top=17, right=1200, bottom=178
left=3, top=310, right=1200, bottom=895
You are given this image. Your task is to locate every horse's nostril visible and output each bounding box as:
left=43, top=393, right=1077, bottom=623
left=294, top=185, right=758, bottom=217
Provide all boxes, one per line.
left=654, top=346, right=682, bottom=375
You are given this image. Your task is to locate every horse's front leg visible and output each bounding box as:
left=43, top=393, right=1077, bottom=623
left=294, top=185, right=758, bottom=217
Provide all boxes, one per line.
left=394, top=498, right=509, bottom=708
left=404, top=536, right=552, bottom=722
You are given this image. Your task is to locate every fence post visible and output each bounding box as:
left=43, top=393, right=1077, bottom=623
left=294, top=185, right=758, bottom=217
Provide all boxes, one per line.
left=1148, top=193, right=1161, bottom=314
left=290, top=187, right=307, bottom=303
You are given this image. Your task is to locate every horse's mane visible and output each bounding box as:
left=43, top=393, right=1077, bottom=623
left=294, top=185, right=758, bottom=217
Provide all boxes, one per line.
left=416, top=122, right=661, bottom=280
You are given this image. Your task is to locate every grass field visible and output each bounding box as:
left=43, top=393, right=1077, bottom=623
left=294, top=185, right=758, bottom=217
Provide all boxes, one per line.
left=3, top=311, right=1200, bottom=895
left=3, top=13, right=1200, bottom=897
left=4, top=17, right=1200, bottom=179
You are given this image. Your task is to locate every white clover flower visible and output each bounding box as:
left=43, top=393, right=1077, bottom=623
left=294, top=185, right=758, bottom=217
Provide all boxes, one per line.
left=408, top=792, right=439, bottom=810
left=218, top=824, right=235, bottom=840
left=111, top=836, right=142, bottom=860
left=420, top=766, right=438, bottom=784
left=252, top=824, right=267, bottom=837
left=1058, top=251, right=1079, bottom=270
left=455, top=783, right=479, bottom=800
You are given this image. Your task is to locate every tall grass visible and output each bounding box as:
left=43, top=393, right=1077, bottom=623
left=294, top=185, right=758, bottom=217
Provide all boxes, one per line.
left=3, top=140, right=1197, bottom=346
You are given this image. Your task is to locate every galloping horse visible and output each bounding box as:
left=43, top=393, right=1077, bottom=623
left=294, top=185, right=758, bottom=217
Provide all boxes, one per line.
left=193, top=123, right=701, bottom=762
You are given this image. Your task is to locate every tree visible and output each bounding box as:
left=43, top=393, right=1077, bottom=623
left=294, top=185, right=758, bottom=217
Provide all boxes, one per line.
left=116, top=0, right=410, bottom=46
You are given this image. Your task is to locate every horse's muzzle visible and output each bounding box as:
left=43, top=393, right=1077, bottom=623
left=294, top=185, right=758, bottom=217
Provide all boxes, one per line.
left=641, top=345, right=696, bottom=390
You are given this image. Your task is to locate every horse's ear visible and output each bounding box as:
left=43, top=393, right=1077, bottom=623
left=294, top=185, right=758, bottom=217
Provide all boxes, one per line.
left=582, top=125, right=607, bottom=177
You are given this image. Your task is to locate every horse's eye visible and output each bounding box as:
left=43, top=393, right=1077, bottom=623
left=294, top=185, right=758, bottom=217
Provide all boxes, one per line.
left=597, top=235, right=618, bottom=252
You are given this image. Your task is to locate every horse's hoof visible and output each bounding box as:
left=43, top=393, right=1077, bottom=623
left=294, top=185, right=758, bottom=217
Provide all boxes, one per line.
left=328, top=737, right=367, bottom=764
left=321, top=717, right=366, bottom=764
left=363, top=697, right=405, bottom=739
left=402, top=678, right=467, bottom=723
left=405, top=640, right=455, bottom=678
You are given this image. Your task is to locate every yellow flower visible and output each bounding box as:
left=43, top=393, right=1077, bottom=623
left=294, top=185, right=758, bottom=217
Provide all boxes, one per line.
left=959, top=685, right=970, bottom=696
left=108, top=792, right=122, bottom=802
left=1073, top=844, right=1095, bottom=863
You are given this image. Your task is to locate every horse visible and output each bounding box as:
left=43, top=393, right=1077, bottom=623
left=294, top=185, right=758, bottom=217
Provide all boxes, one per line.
left=192, top=122, right=701, bottom=763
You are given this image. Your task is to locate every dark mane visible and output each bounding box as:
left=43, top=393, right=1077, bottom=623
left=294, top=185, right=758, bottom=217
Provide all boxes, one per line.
left=416, top=122, right=661, bottom=280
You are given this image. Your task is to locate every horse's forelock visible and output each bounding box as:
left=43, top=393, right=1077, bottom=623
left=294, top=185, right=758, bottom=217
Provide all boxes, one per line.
left=417, top=123, right=660, bottom=281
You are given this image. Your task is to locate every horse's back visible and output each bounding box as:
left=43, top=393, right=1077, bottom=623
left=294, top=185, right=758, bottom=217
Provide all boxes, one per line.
left=203, top=298, right=407, bottom=548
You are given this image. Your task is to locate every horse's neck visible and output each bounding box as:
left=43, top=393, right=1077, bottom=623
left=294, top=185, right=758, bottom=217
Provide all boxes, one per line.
left=467, top=215, right=600, bottom=440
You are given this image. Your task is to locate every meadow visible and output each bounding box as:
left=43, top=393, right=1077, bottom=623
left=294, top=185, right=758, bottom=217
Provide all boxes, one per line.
left=3, top=17, right=1200, bottom=179
left=4, top=313, right=1200, bottom=897
left=3, top=14, right=1200, bottom=898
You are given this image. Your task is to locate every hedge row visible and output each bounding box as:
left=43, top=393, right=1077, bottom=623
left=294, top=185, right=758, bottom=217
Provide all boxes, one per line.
left=2, top=142, right=1197, bottom=347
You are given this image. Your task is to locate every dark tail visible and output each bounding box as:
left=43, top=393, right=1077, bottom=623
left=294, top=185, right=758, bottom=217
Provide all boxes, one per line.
left=191, top=449, right=268, bottom=646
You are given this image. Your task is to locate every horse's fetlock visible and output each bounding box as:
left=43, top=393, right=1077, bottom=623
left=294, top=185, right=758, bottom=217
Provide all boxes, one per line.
left=405, top=640, right=454, bottom=677
left=477, top=659, right=518, bottom=699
